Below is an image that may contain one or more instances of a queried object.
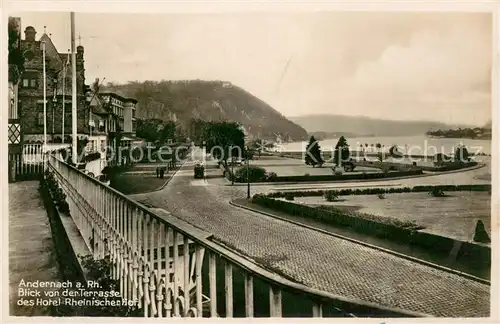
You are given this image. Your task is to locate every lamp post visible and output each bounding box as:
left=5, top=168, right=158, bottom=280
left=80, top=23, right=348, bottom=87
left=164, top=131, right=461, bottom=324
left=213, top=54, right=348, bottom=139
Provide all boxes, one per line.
left=231, top=154, right=234, bottom=185
left=246, top=146, right=250, bottom=199
left=71, top=12, right=77, bottom=165
left=42, top=40, right=47, bottom=153
left=61, top=49, right=70, bottom=144
left=52, top=79, right=57, bottom=135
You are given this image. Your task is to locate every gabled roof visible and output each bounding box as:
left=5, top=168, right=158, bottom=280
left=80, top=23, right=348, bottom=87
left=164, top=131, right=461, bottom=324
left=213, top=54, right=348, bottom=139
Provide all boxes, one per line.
left=38, top=33, right=63, bottom=71
left=87, top=91, right=111, bottom=115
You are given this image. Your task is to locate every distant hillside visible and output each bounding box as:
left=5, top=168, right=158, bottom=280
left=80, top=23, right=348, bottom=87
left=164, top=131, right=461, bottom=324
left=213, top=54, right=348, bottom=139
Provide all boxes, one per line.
left=102, top=80, right=308, bottom=141
left=309, top=131, right=374, bottom=140
left=290, top=114, right=473, bottom=137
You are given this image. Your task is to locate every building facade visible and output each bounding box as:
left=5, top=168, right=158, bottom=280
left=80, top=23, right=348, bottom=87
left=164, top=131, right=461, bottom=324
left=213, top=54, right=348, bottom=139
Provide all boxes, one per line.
left=8, top=17, right=22, bottom=152
left=10, top=20, right=139, bottom=172
left=18, top=25, right=88, bottom=144
left=98, top=92, right=137, bottom=137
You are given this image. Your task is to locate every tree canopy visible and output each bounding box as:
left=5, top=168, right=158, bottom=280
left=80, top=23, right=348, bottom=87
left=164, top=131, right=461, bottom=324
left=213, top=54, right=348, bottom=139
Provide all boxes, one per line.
left=136, top=118, right=179, bottom=144
left=305, top=136, right=324, bottom=167
left=200, top=121, right=245, bottom=165
left=333, top=136, right=350, bottom=166
left=8, top=17, right=24, bottom=83
left=455, top=145, right=469, bottom=163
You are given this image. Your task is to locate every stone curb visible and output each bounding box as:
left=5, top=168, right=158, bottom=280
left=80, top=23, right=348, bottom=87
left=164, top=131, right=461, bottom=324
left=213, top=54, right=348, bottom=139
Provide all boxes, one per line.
left=229, top=200, right=490, bottom=285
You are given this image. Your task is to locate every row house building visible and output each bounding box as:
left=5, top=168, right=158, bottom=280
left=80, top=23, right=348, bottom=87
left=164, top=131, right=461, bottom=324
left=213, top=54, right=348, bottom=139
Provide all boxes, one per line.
left=87, top=91, right=138, bottom=167
left=8, top=19, right=139, bottom=177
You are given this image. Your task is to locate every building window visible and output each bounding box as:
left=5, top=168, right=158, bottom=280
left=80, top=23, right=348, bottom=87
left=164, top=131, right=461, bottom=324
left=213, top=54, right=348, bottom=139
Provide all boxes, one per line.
left=21, top=72, right=38, bottom=88
left=37, top=112, right=43, bottom=125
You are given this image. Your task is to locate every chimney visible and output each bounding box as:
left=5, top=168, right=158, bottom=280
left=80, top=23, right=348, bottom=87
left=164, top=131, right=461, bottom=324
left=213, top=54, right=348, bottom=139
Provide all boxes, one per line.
left=77, top=45, right=84, bottom=57
left=24, top=26, right=36, bottom=42
left=76, top=45, right=84, bottom=71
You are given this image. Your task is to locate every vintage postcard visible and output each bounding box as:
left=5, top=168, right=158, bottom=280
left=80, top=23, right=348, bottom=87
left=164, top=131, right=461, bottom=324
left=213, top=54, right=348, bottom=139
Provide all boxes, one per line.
left=3, top=1, right=498, bottom=322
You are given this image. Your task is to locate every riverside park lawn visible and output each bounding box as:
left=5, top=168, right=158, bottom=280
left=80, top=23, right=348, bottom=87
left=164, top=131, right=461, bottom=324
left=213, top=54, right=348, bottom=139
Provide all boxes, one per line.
left=248, top=157, right=379, bottom=176
left=110, top=173, right=169, bottom=195
left=292, top=191, right=491, bottom=242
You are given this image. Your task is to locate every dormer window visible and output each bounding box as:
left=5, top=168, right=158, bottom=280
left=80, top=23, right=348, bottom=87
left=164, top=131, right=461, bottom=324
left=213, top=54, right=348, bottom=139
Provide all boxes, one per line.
left=21, top=71, right=38, bottom=89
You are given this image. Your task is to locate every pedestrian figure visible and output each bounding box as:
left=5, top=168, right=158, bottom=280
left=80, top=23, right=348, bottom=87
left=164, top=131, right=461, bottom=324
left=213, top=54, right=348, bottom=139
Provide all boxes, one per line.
left=156, top=167, right=159, bottom=178
left=159, top=167, right=165, bottom=179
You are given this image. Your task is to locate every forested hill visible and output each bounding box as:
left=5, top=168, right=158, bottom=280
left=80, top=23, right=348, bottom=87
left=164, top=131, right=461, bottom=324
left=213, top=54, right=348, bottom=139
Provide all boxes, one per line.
left=102, top=80, right=308, bottom=141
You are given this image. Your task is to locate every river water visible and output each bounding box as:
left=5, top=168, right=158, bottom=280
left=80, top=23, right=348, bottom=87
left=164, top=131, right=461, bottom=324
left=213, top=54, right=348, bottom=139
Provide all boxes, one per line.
left=280, top=135, right=492, bottom=156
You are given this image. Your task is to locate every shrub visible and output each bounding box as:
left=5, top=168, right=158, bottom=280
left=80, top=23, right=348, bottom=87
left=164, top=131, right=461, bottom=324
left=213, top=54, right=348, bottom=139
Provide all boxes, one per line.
left=79, top=255, right=141, bottom=316
left=324, top=191, right=339, bottom=202
left=429, top=188, right=446, bottom=197
left=234, top=165, right=267, bottom=183
left=43, top=170, right=71, bottom=215
left=265, top=171, right=278, bottom=181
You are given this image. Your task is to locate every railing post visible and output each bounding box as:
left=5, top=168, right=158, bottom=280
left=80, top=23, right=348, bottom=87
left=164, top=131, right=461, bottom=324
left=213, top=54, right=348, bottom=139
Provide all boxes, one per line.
left=209, top=252, right=217, bottom=317
left=156, top=222, right=164, bottom=318
left=135, top=209, right=143, bottom=309
left=183, top=235, right=190, bottom=316
left=269, top=286, right=282, bottom=317
left=224, top=261, right=233, bottom=317
left=165, top=226, right=172, bottom=317
left=312, top=302, right=323, bottom=317
left=195, top=246, right=203, bottom=317
left=142, top=213, right=150, bottom=317
left=149, top=218, right=158, bottom=317
left=173, top=231, right=180, bottom=316
left=122, top=202, right=129, bottom=301
left=244, top=273, right=254, bottom=317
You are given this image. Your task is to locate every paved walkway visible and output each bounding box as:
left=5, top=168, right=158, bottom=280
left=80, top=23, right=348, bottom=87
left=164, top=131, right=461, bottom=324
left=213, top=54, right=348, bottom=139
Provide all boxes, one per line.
left=8, top=181, right=61, bottom=316
left=130, top=148, right=490, bottom=317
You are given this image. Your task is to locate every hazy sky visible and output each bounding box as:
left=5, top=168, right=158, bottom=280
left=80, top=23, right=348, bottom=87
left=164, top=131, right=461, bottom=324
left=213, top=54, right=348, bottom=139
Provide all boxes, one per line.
left=15, top=11, right=492, bottom=125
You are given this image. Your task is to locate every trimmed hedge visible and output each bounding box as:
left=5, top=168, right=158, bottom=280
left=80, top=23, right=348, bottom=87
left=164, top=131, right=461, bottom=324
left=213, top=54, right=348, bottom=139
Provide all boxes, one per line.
left=252, top=194, right=424, bottom=236
left=420, top=161, right=478, bottom=172
left=266, top=184, right=491, bottom=199
left=266, top=169, right=423, bottom=183
left=251, top=194, right=490, bottom=257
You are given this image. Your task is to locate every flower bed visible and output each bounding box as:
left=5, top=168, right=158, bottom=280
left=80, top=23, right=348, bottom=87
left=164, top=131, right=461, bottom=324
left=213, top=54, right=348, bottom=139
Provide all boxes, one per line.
left=266, top=184, right=491, bottom=199
left=420, top=161, right=478, bottom=172
left=252, top=194, right=424, bottom=239
left=42, top=170, right=70, bottom=215
left=262, top=169, right=423, bottom=183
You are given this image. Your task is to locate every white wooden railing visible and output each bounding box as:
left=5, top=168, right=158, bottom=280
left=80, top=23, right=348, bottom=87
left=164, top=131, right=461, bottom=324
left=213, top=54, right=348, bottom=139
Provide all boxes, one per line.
left=46, top=154, right=424, bottom=318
